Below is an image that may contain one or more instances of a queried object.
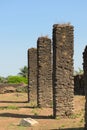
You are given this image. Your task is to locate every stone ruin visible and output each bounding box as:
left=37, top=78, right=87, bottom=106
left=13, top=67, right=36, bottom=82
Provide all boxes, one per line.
left=37, top=37, right=52, bottom=107
left=83, top=46, right=87, bottom=129
left=74, top=74, right=84, bottom=95
left=52, top=24, right=74, bottom=117
left=28, top=48, right=37, bottom=103
left=28, top=23, right=74, bottom=118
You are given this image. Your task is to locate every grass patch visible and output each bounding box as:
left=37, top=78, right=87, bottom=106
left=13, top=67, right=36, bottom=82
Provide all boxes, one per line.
left=31, top=108, right=39, bottom=116
left=29, top=101, right=37, bottom=108
left=69, top=113, right=82, bottom=119
left=0, top=105, right=19, bottom=110
left=7, top=105, right=19, bottom=110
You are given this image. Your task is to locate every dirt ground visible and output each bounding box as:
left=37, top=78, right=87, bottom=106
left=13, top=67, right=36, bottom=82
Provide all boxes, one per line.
left=0, top=92, right=85, bottom=130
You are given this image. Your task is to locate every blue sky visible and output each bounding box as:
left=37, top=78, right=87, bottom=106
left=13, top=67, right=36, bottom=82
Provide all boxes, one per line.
left=0, top=0, right=87, bottom=77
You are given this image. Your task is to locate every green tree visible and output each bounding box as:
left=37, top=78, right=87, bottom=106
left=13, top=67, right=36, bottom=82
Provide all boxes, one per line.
left=18, top=66, right=28, bottom=78
left=7, top=75, right=28, bottom=84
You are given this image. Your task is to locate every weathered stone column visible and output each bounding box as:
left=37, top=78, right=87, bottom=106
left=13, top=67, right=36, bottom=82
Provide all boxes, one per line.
left=52, top=24, right=74, bottom=118
left=28, top=48, right=37, bottom=103
left=83, top=46, right=87, bottom=129
left=37, top=37, right=52, bottom=107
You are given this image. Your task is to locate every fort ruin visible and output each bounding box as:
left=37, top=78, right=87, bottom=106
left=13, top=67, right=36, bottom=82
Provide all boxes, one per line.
left=28, top=48, right=37, bottom=103
left=37, top=37, right=52, bottom=107
left=28, top=23, right=74, bottom=118
left=52, top=24, right=74, bottom=117
left=27, top=22, right=87, bottom=128
left=83, top=46, right=87, bottom=129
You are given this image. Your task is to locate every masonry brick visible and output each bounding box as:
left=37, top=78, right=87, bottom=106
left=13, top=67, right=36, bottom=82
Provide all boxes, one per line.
left=83, top=46, right=87, bottom=129
left=37, top=37, right=52, bottom=107
left=52, top=24, right=74, bottom=117
left=28, top=48, right=37, bottom=103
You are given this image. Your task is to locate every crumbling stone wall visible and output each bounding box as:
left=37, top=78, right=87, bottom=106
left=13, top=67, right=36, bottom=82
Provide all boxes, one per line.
left=74, top=75, right=84, bottom=95
left=83, top=46, right=87, bottom=129
left=52, top=24, right=74, bottom=118
left=28, top=48, right=37, bottom=103
left=37, top=37, right=52, bottom=107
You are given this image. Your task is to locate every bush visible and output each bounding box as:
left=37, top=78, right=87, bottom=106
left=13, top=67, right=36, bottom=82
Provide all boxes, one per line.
left=0, top=76, right=7, bottom=83
left=7, top=76, right=28, bottom=84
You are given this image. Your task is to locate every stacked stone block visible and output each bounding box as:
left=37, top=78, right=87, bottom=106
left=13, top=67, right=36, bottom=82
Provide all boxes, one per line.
left=52, top=24, right=74, bottom=117
left=37, top=37, right=52, bottom=107
left=74, top=74, right=84, bottom=95
left=28, top=48, right=37, bottom=103
left=83, top=46, right=87, bottom=129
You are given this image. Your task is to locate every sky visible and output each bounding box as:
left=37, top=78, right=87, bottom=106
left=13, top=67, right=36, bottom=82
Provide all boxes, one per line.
left=0, top=0, right=87, bottom=77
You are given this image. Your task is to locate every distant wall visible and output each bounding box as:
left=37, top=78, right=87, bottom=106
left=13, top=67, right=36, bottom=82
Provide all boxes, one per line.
left=74, top=75, right=84, bottom=95
left=0, top=83, right=26, bottom=93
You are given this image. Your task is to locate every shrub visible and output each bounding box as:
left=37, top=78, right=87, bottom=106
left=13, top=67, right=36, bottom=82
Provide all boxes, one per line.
left=7, top=76, right=28, bottom=84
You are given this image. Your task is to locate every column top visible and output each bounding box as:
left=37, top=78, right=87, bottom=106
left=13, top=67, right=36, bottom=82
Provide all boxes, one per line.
left=53, top=23, right=73, bottom=28
left=83, top=45, right=87, bottom=56
left=37, top=36, right=51, bottom=42
left=28, top=48, right=37, bottom=52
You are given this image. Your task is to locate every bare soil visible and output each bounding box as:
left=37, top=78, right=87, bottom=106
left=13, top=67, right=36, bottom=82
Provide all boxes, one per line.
left=0, top=93, right=85, bottom=130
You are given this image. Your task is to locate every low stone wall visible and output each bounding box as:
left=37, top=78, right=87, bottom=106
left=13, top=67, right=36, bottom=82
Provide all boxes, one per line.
left=0, top=83, right=26, bottom=93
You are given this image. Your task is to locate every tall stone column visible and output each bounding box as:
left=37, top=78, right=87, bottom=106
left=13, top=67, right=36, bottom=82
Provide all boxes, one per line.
left=37, top=37, right=52, bottom=107
left=52, top=24, right=74, bottom=118
left=28, top=48, right=37, bottom=103
left=83, top=46, right=87, bottom=129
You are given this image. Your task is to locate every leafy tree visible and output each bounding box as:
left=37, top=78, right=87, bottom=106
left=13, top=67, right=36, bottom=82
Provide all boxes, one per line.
left=18, top=66, right=28, bottom=78
left=7, top=76, right=28, bottom=84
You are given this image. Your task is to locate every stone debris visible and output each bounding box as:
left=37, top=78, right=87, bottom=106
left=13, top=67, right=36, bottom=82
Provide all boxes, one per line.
left=19, top=118, right=39, bottom=127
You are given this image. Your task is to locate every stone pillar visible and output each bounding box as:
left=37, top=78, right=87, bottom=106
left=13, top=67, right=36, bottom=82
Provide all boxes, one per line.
left=37, top=37, right=52, bottom=107
left=52, top=24, right=74, bottom=118
left=83, top=46, right=87, bottom=129
left=28, top=48, right=37, bottom=103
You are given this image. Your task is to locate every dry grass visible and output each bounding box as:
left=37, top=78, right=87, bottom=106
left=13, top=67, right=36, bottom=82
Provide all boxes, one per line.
left=0, top=93, right=85, bottom=130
